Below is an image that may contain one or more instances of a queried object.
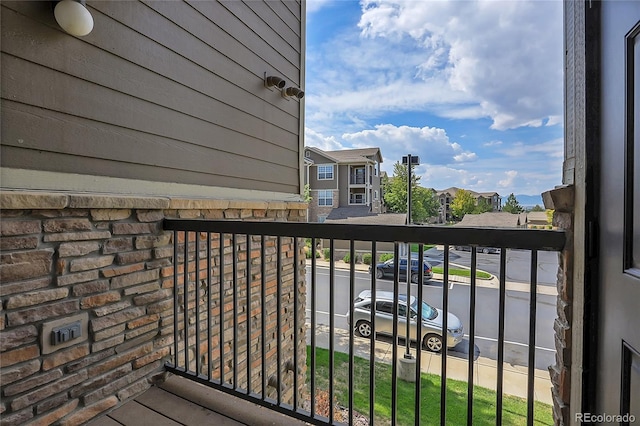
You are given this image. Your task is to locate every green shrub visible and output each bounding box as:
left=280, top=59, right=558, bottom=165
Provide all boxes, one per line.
left=323, top=248, right=330, bottom=260
left=379, top=253, right=394, bottom=262
left=343, top=253, right=351, bottom=263
left=362, top=253, right=372, bottom=265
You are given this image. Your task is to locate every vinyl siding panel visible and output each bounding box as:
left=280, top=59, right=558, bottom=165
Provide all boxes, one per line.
left=0, top=0, right=303, bottom=195
left=338, top=165, right=350, bottom=206
left=308, top=165, right=338, bottom=190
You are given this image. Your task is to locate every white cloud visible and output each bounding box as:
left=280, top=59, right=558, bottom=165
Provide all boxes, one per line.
left=418, top=161, right=560, bottom=196
left=500, top=139, right=563, bottom=158
left=341, top=123, right=476, bottom=166
left=305, top=0, right=564, bottom=152
left=304, top=128, right=345, bottom=151
left=453, top=152, right=477, bottom=163
left=483, top=140, right=503, bottom=147
left=498, top=170, right=519, bottom=188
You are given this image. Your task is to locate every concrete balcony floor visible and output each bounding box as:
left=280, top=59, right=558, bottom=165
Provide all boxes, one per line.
left=88, top=375, right=308, bottom=426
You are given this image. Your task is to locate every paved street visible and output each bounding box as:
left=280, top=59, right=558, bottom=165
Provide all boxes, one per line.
left=305, top=263, right=557, bottom=371
left=441, top=247, right=559, bottom=286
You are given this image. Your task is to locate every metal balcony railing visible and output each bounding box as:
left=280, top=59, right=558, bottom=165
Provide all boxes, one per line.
left=163, top=219, right=565, bottom=425
left=350, top=175, right=366, bottom=185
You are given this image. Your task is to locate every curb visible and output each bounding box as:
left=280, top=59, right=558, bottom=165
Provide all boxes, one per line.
left=305, top=259, right=558, bottom=296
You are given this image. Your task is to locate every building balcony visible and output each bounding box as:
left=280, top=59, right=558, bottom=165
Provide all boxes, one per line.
left=88, top=219, right=567, bottom=425
left=349, top=175, right=366, bottom=185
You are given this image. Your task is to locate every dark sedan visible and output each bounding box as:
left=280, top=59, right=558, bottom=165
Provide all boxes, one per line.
left=369, top=256, right=433, bottom=283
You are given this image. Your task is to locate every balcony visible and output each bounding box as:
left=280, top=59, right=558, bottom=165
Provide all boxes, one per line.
left=349, top=195, right=366, bottom=205
left=95, top=219, right=565, bottom=425
left=350, top=175, right=366, bottom=185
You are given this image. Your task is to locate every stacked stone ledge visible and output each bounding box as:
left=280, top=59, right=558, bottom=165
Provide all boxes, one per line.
left=543, top=185, right=574, bottom=426
left=0, top=192, right=308, bottom=425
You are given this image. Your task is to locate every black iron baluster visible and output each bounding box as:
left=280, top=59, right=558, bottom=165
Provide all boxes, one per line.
left=247, top=234, right=252, bottom=395
left=261, top=235, right=267, bottom=400
left=173, top=231, right=179, bottom=370
left=527, top=250, right=538, bottom=426
left=348, top=240, right=355, bottom=425
left=184, top=231, right=190, bottom=371
left=195, top=233, right=201, bottom=376
left=207, top=232, right=213, bottom=381
left=467, top=248, right=477, bottom=426
left=497, top=249, right=507, bottom=424
left=220, top=232, right=225, bottom=385
left=233, top=234, right=238, bottom=389
left=329, top=239, right=335, bottom=424
left=441, top=244, right=449, bottom=426
left=310, top=237, right=317, bottom=419
left=370, top=243, right=377, bottom=426
left=415, top=244, right=424, bottom=425
left=276, top=236, right=282, bottom=405
left=293, top=237, right=299, bottom=410
left=391, top=243, right=400, bottom=426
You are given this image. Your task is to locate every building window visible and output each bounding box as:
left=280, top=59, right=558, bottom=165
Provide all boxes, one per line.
left=374, top=166, right=378, bottom=176
left=318, top=215, right=327, bottom=223
left=374, top=190, right=378, bottom=200
left=317, top=165, right=334, bottom=180
left=318, top=190, right=333, bottom=206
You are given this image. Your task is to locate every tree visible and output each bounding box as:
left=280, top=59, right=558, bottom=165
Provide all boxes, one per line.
left=546, top=209, right=554, bottom=224
left=303, top=184, right=312, bottom=202
left=413, top=186, right=440, bottom=223
left=382, top=161, right=439, bottom=223
left=502, top=193, right=524, bottom=214
left=473, top=198, right=493, bottom=214
left=450, top=189, right=476, bottom=219
left=530, top=204, right=545, bottom=212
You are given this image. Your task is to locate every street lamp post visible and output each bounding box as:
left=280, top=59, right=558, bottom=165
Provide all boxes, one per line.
left=401, top=155, right=419, bottom=359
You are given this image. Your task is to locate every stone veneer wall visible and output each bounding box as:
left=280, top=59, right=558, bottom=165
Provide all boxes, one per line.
left=543, top=186, right=574, bottom=425
left=0, top=191, right=307, bottom=425
left=307, top=190, right=338, bottom=223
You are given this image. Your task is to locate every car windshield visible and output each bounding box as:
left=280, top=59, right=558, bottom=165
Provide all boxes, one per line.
left=411, top=299, right=437, bottom=320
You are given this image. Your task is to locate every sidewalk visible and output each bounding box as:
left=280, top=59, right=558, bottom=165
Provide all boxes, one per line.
left=306, top=324, right=552, bottom=405
left=306, top=259, right=558, bottom=296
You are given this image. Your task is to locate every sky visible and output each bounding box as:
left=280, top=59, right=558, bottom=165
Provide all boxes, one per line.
left=304, top=0, right=564, bottom=199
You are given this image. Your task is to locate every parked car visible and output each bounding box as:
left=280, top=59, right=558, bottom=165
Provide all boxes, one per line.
left=453, top=245, right=501, bottom=254
left=369, top=255, right=433, bottom=283
left=346, top=290, right=464, bottom=352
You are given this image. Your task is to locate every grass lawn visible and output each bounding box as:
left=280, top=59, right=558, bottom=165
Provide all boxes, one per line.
left=431, top=266, right=492, bottom=280
left=410, top=244, right=436, bottom=253
left=306, top=347, right=553, bottom=425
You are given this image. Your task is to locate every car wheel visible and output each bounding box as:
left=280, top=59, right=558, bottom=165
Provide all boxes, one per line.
left=483, top=248, right=489, bottom=254
left=423, top=334, right=443, bottom=352
left=411, top=273, right=419, bottom=284
left=375, top=268, right=384, bottom=279
left=355, top=320, right=372, bottom=338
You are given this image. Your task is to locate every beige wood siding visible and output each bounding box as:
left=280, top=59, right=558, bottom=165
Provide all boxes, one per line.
left=1, top=0, right=303, bottom=195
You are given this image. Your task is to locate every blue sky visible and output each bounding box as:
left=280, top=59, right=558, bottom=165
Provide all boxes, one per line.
left=304, top=0, right=564, bottom=198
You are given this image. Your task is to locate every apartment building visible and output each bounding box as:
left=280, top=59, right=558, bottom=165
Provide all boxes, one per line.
left=435, top=187, right=502, bottom=222
left=304, top=147, right=383, bottom=222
